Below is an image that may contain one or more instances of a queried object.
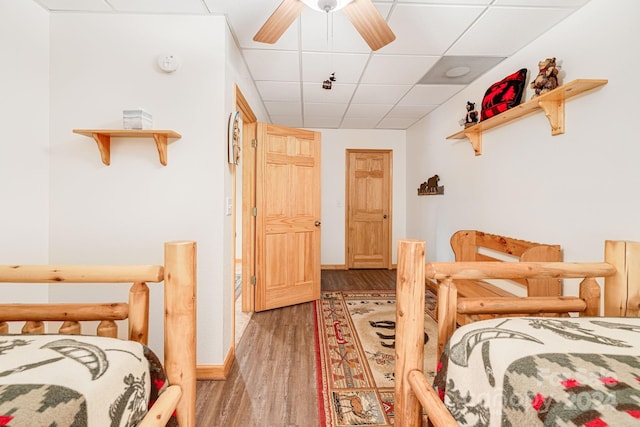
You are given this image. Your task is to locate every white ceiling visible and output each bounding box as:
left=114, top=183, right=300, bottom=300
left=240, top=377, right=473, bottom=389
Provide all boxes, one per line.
left=33, top=0, right=591, bottom=129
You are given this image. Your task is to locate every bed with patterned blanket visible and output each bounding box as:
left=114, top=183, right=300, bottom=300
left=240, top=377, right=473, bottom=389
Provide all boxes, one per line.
left=393, top=239, right=640, bottom=427
left=0, top=335, right=176, bottom=426
left=0, top=240, right=196, bottom=426
left=432, top=316, right=640, bottom=427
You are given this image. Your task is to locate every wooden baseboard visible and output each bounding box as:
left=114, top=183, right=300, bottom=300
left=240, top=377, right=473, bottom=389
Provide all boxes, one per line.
left=321, top=264, right=347, bottom=270
left=196, top=346, right=235, bottom=380
left=322, top=264, right=397, bottom=270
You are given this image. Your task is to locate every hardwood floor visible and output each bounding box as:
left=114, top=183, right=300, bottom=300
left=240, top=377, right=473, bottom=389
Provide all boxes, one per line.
left=196, top=269, right=396, bottom=426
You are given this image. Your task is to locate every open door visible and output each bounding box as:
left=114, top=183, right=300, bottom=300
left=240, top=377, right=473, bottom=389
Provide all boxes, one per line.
left=254, top=123, right=322, bottom=311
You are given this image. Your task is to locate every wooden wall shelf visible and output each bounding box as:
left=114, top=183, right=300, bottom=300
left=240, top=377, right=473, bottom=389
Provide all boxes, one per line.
left=446, top=79, right=608, bottom=156
left=73, top=129, right=182, bottom=166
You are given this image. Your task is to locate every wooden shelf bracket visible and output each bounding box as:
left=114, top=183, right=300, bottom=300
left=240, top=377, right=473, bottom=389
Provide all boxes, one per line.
left=153, top=133, right=169, bottom=166
left=464, top=129, right=482, bottom=156
left=538, top=98, right=565, bottom=135
left=92, top=133, right=112, bottom=165
left=73, top=129, right=182, bottom=166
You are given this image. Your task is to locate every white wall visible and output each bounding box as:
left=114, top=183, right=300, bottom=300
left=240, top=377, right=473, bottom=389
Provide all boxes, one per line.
left=0, top=1, right=49, bottom=265
left=47, top=13, right=229, bottom=363
left=0, top=0, right=50, bottom=313
left=318, top=129, right=407, bottom=265
left=406, top=0, right=640, bottom=297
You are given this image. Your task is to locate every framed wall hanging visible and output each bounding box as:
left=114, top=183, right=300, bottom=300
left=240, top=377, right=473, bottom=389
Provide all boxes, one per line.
left=228, top=110, right=242, bottom=165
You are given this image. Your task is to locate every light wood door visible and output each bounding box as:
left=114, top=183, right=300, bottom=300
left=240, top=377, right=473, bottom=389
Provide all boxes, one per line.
left=255, top=123, right=321, bottom=311
left=346, top=150, right=392, bottom=269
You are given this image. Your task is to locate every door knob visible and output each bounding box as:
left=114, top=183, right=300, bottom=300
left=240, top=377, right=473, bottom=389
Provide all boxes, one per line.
left=383, top=214, right=388, bottom=219
left=315, top=221, right=322, bottom=226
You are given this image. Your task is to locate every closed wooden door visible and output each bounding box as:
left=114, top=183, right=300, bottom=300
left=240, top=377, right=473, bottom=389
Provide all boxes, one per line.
left=255, top=123, right=322, bottom=311
left=346, top=150, right=392, bottom=269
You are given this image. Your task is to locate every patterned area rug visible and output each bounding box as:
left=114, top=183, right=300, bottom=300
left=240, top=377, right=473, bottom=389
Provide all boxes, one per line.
left=315, top=290, right=437, bottom=426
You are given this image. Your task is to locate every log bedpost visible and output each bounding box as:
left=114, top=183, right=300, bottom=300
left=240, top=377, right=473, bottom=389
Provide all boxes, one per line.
left=605, top=240, right=640, bottom=317
left=97, top=320, right=118, bottom=338
left=128, top=281, right=150, bottom=344
left=395, top=239, right=426, bottom=427
left=164, top=240, right=197, bottom=427
left=579, top=277, right=601, bottom=317
left=437, top=279, right=457, bottom=360
left=59, top=320, right=81, bottom=335
left=22, top=320, right=44, bottom=334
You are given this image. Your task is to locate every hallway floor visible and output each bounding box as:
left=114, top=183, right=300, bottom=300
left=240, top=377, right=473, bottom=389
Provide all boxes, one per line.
left=196, top=269, right=396, bottom=426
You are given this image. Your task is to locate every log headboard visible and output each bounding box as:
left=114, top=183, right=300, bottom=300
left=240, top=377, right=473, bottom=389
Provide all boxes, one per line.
left=0, top=240, right=196, bottom=427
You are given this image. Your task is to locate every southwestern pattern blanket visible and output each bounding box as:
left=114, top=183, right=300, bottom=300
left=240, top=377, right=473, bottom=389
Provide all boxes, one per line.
left=0, top=334, right=175, bottom=427
left=433, top=317, right=640, bottom=427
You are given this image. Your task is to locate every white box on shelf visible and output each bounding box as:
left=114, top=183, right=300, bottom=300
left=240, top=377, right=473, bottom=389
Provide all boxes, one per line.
left=123, top=109, right=153, bottom=130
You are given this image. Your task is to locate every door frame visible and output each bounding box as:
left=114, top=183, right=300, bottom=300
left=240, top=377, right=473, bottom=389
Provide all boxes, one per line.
left=235, top=85, right=257, bottom=315
left=344, top=148, right=393, bottom=269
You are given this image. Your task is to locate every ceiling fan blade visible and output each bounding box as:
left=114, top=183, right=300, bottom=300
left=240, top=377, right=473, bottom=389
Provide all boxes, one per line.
left=342, top=0, right=396, bottom=51
left=253, top=0, right=306, bottom=44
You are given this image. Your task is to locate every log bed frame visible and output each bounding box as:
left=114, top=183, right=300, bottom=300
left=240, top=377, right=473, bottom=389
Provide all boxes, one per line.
left=394, top=239, right=640, bottom=427
left=0, top=240, right=196, bottom=427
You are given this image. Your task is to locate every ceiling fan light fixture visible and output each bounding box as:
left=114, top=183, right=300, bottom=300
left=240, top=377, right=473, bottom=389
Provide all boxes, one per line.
left=300, top=0, right=352, bottom=13
left=318, top=0, right=337, bottom=12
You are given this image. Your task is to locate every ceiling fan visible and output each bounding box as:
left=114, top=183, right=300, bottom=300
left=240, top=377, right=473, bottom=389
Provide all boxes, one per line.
left=253, top=0, right=396, bottom=51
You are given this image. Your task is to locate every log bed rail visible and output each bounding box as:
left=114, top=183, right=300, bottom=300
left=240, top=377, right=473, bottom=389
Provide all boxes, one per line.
left=0, top=240, right=196, bottom=427
left=0, top=265, right=163, bottom=340
left=394, top=239, right=632, bottom=427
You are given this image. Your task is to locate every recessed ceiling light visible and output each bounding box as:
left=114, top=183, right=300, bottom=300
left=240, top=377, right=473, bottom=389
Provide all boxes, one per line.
left=418, top=56, right=507, bottom=85
left=445, top=66, right=471, bottom=78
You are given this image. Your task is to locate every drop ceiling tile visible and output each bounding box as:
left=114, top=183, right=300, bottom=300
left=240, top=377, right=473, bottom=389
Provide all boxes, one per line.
left=301, top=52, right=369, bottom=84
left=400, top=0, right=491, bottom=3
left=344, top=104, right=393, bottom=120
left=264, top=101, right=302, bottom=117
left=304, top=116, right=343, bottom=128
left=380, top=4, right=486, bottom=55
left=351, top=84, right=412, bottom=104
left=108, top=0, right=207, bottom=13
left=386, top=105, right=437, bottom=119
left=303, top=82, right=357, bottom=103
left=398, top=85, right=464, bottom=107
left=201, top=0, right=227, bottom=13
left=494, top=0, right=589, bottom=6
left=360, top=54, right=440, bottom=85
left=243, top=50, right=301, bottom=81
left=341, top=117, right=384, bottom=129
left=255, top=81, right=301, bottom=102
left=448, top=6, right=577, bottom=56
left=304, top=102, right=348, bottom=117
left=269, top=115, right=303, bottom=128
left=377, top=116, right=421, bottom=129
left=34, top=0, right=113, bottom=11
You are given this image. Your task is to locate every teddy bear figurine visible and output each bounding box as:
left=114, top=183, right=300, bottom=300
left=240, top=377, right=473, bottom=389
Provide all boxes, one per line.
left=459, top=101, right=479, bottom=127
left=530, top=57, right=559, bottom=99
